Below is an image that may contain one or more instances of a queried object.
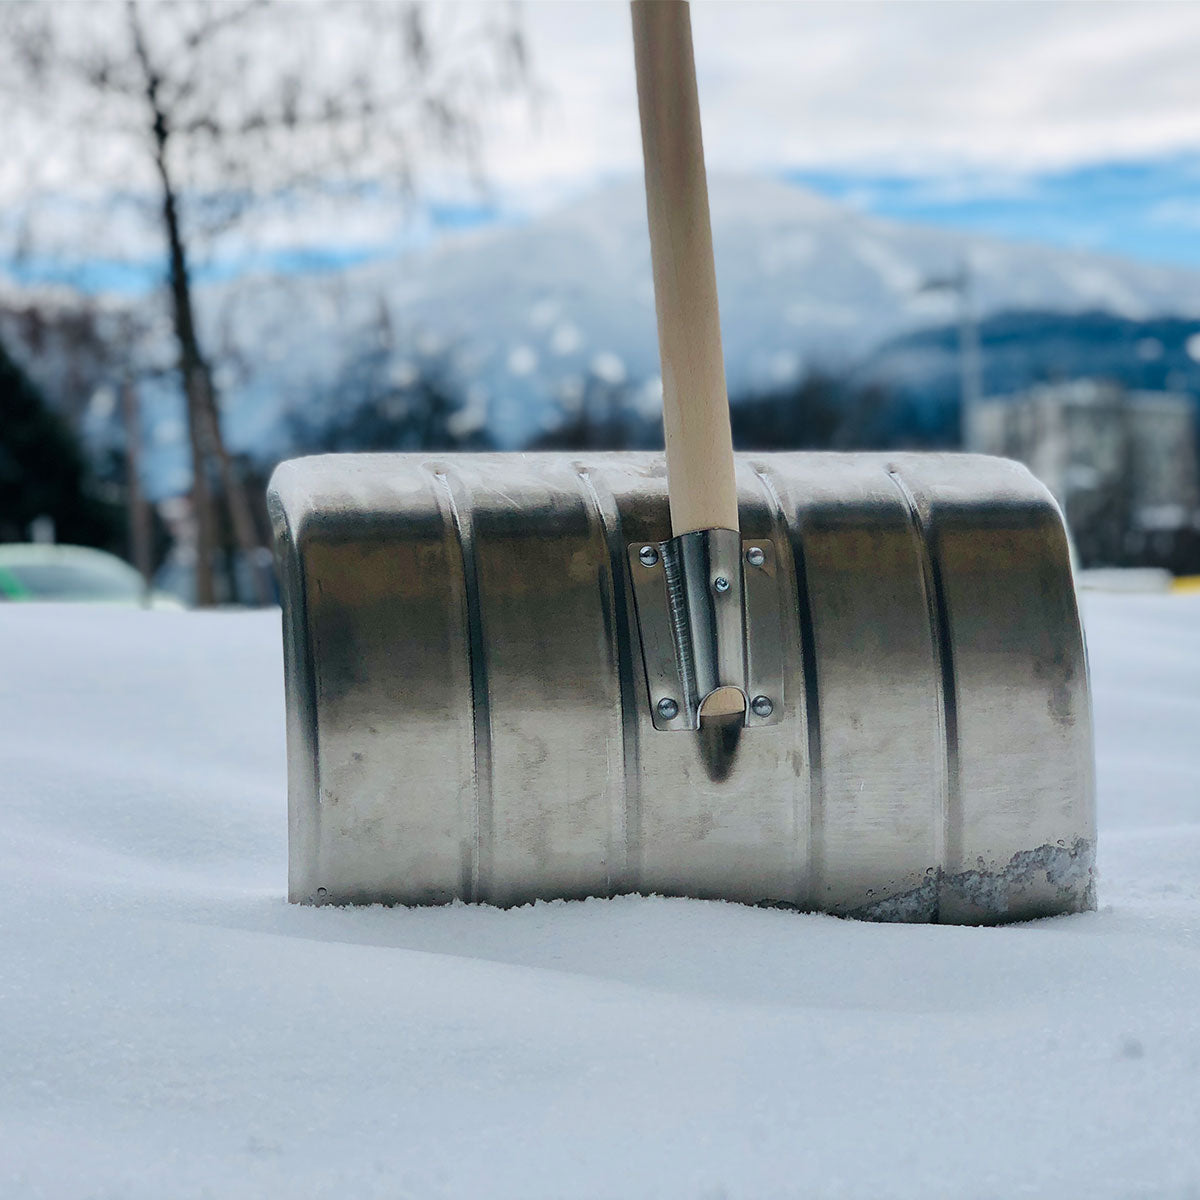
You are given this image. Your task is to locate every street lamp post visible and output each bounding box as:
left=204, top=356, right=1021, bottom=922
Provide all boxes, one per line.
left=919, top=260, right=983, bottom=451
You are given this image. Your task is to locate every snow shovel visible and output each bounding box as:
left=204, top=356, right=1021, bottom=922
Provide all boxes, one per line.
left=267, top=0, right=1095, bottom=923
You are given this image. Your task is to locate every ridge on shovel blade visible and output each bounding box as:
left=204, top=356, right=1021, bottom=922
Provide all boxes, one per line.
left=268, top=448, right=1096, bottom=925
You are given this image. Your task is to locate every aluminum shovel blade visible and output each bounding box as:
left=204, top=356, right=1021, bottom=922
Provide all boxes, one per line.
left=268, top=450, right=1095, bottom=923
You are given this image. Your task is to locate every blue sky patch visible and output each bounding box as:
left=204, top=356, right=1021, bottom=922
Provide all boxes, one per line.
left=785, top=155, right=1200, bottom=266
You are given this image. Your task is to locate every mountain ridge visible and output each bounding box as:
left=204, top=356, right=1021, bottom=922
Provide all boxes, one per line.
left=238, top=172, right=1200, bottom=445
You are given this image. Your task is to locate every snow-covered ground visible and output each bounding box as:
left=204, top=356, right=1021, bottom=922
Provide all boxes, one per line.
left=2, top=594, right=1197, bottom=1199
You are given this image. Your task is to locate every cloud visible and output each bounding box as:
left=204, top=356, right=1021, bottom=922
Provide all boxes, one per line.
left=480, top=1, right=1200, bottom=189
left=7, top=1, right=1200, bottom=279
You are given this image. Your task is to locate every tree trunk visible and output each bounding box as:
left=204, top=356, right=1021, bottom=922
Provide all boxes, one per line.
left=194, top=376, right=273, bottom=604
left=164, top=211, right=219, bottom=605
left=121, top=376, right=154, bottom=603
left=182, top=364, right=218, bottom=605
left=159, top=185, right=271, bottom=606
left=133, top=4, right=268, bottom=606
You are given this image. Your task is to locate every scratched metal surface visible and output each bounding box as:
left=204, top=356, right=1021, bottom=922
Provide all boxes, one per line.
left=268, top=451, right=1095, bottom=923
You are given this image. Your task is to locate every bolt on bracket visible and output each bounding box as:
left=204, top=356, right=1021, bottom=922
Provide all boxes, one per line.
left=627, top=528, right=785, bottom=731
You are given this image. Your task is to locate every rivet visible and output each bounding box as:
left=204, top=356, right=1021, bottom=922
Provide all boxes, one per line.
left=751, top=695, right=774, bottom=718
left=713, top=576, right=731, bottom=593
left=656, top=697, right=679, bottom=720
left=746, top=546, right=766, bottom=567
left=639, top=545, right=659, bottom=567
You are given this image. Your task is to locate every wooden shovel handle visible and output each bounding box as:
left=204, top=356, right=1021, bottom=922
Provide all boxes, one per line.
left=632, top=0, right=738, bottom=537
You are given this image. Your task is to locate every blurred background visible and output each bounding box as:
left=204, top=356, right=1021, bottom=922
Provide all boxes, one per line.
left=2, top=0, right=1199, bottom=606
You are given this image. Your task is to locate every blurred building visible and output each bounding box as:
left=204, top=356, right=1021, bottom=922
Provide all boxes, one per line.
left=975, top=380, right=1200, bottom=571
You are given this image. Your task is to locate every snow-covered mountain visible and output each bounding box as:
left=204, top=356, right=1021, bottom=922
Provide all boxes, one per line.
left=12, top=172, right=1200, bottom=493
left=211, top=173, right=1200, bottom=451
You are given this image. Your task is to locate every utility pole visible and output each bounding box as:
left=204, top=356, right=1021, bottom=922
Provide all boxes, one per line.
left=919, top=258, right=983, bottom=450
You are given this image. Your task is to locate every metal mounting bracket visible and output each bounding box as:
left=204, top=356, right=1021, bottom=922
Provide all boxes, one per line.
left=627, top=528, right=785, bottom=731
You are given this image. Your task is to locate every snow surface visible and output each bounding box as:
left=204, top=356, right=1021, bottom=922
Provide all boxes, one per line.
left=1, top=595, right=1198, bottom=1199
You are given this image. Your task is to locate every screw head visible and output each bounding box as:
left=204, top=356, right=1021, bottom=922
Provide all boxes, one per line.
left=751, top=694, right=774, bottom=718
left=713, top=575, right=731, bottom=593
left=656, top=696, right=679, bottom=720
left=638, top=545, right=659, bottom=567
left=746, top=546, right=766, bottom=567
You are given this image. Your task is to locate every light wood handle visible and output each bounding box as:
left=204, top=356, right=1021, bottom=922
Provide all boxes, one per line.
left=632, top=0, right=738, bottom=537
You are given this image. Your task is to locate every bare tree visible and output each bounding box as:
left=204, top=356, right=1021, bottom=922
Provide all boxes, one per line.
left=1, top=1, right=529, bottom=604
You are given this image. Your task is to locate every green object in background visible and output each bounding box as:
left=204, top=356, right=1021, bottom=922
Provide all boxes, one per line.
left=0, top=565, right=31, bottom=600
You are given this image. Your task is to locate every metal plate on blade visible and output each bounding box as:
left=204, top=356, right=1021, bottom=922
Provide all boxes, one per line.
left=741, top=539, right=785, bottom=729
left=626, top=537, right=786, bottom=730
left=627, top=540, right=691, bottom=730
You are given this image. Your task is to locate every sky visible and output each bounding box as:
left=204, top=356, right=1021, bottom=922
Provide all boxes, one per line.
left=477, top=1, right=1200, bottom=264
left=500, top=1, right=1200, bottom=182
left=4, top=0, right=1200, bottom=288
